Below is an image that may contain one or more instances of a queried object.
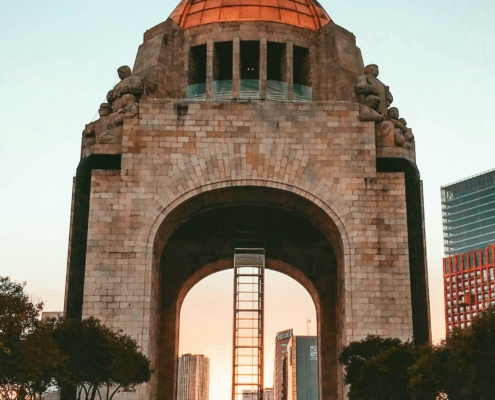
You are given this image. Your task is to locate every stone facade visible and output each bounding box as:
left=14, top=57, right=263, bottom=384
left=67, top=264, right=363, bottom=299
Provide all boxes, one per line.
left=65, top=5, right=430, bottom=400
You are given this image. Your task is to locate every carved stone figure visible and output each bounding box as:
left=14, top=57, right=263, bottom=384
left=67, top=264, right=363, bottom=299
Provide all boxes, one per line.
left=107, top=65, right=144, bottom=110
left=82, top=123, right=96, bottom=147
left=358, top=95, right=395, bottom=147
left=355, top=64, right=393, bottom=115
left=387, top=107, right=414, bottom=149
left=82, top=66, right=144, bottom=153
left=358, top=95, right=385, bottom=122
left=99, top=103, right=112, bottom=117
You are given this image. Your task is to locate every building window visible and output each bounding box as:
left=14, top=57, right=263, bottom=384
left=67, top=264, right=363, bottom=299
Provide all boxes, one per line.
left=191, top=45, right=207, bottom=83
left=213, top=41, right=233, bottom=82
left=483, top=270, right=488, bottom=282
left=490, top=268, right=494, bottom=281
left=240, top=41, right=260, bottom=80
left=446, top=277, right=450, bottom=283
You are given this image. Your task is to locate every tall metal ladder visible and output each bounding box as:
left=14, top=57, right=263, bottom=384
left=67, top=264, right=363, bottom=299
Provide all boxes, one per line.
left=232, top=247, right=265, bottom=400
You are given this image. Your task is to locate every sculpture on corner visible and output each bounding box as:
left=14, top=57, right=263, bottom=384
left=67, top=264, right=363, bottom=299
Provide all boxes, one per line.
left=355, top=64, right=414, bottom=150
left=82, top=66, right=144, bottom=153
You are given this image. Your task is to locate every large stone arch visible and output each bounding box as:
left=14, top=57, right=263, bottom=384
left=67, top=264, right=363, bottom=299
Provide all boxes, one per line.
left=147, top=185, right=350, bottom=400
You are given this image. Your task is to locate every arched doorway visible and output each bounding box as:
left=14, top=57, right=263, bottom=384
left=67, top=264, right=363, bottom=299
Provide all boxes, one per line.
left=179, top=269, right=318, bottom=399
left=150, top=187, right=347, bottom=400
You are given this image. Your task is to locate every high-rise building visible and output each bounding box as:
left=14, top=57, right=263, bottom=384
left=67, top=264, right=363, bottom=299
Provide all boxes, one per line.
left=177, top=354, right=210, bottom=400
left=442, top=169, right=495, bottom=334
left=443, top=243, right=495, bottom=333
left=263, top=388, right=274, bottom=400
left=273, top=329, right=292, bottom=400
left=285, top=336, right=318, bottom=400
left=442, top=169, right=495, bottom=256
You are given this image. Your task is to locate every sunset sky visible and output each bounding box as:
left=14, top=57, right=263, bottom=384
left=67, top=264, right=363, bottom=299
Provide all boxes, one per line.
left=2, top=0, right=495, bottom=399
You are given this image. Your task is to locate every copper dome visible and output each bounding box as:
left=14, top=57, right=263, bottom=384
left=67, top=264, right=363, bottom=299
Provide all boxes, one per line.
left=170, top=0, right=331, bottom=31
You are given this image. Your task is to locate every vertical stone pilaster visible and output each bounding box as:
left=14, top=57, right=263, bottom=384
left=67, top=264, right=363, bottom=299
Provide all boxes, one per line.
left=310, top=44, right=317, bottom=100
left=286, top=40, right=294, bottom=101
left=260, top=37, right=267, bottom=100
left=233, top=37, right=240, bottom=100
left=206, top=39, right=214, bottom=100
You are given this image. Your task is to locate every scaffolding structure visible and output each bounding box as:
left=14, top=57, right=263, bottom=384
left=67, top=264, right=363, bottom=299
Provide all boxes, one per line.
left=232, top=247, right=265, bottom=400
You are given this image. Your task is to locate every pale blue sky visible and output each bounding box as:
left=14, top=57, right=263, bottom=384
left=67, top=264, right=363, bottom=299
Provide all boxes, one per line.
left=1, top=0, right=495, bottom=345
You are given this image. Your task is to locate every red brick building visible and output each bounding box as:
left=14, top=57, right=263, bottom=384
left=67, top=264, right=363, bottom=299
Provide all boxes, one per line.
left=443, top=244, right=495, bottom=334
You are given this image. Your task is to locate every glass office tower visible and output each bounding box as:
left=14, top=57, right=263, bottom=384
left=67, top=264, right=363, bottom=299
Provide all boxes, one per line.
left=442, top=168, right=495, bottom=256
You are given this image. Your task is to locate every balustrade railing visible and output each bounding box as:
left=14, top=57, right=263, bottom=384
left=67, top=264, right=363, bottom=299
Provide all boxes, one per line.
left=239, top=79, right=260, bottom=100
left=213, top=80, right=233, bottom=101
left=186, top=82, right=206, bottom=101
left=186, top=81, right=312, bottom=102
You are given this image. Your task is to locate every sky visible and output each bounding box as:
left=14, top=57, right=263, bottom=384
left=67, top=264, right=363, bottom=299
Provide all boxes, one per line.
left=1, top=0, right=495, bottom=398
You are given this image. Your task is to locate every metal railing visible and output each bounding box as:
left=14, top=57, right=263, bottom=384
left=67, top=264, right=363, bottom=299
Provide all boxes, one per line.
left=293, top=83, right=313, bottom=102
left=186, top=81, right=313, bottom=102
left=213, top=80, right=233, bottom=101
left=267, top=80, right=288, bottom=101
left=239, top=79, right=260, bottom=101
left=186, top=82, right=206, bottom=101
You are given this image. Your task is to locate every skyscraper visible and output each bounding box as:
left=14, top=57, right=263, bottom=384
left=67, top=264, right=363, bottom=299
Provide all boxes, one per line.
left=273, top=329, right=292, bottom=400
left=285, top=336, right=318, bottom=400
left=442, top=169, right=495, bottom=255
left=177, top=354, right=210, bottom=400
left=442, top=169, right=495, bottom=333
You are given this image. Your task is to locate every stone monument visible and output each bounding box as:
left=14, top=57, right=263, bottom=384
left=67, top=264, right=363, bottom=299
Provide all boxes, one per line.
left=65, top=1, right=430, bottom=399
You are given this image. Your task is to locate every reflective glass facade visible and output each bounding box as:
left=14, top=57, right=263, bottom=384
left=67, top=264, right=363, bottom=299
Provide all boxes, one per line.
left=442, top=168, right=495, bottom=255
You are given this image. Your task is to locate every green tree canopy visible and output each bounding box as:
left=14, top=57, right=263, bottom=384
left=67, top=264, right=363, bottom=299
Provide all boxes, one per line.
left=53, top=317, right=152, bottom=400
left=339, top=335, right=415, bottom=400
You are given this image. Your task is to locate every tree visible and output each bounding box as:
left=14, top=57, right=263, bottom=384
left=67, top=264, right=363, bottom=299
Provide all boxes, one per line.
left=53, top=317, right=152, bottom=400
left=0, top=276, right=44, bottom=399
left=339, top=335, right=415, bottom=400
left=410, top=305, right=495, bottom=400
left=19, top=318, right=66, bottom=400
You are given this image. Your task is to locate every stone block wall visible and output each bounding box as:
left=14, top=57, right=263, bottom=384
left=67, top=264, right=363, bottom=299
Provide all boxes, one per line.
left=78, top=100, right=417, bottom=399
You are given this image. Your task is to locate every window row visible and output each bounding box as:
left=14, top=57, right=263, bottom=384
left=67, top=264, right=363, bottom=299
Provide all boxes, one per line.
left=444, top=247, right=495, bottom=274
left=187, top=41, right=311, bottom=102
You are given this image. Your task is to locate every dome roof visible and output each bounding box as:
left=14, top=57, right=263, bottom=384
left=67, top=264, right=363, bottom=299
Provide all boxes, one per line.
left=170, top=0, right=331, bottom=31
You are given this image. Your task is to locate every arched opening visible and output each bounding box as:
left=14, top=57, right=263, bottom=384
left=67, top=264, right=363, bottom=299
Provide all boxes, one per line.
left=151, top=187, right=347, bottom=400
left=179, top=269, right=317, bottom=399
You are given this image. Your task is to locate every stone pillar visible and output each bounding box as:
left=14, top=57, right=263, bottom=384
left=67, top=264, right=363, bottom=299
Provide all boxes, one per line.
left=260, top=37, right=267, bottom=100
left=286, top=40, right=294, bottom=101
left=233, top=37, right=240, bottom=100
left=206, top=39, right=214, bottom=100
